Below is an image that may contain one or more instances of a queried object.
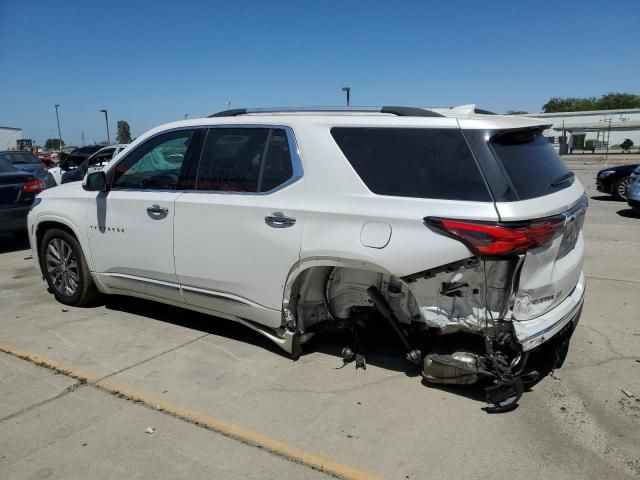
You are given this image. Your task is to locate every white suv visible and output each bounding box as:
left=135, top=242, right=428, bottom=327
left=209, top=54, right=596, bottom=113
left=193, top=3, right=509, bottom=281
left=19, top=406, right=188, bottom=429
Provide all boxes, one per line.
left=28, top=106, right=587, bottom=411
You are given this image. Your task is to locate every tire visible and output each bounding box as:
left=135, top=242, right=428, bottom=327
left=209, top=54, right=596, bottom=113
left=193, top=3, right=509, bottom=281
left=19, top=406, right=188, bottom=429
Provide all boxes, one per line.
left=614, top=176, right=631, bottom=200
left=40, top=228, right=99, bottom=306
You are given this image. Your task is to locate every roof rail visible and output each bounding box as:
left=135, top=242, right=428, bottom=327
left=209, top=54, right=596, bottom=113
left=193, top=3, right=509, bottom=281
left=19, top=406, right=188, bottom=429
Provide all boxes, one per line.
left=208, top=106, right=444, bottom=118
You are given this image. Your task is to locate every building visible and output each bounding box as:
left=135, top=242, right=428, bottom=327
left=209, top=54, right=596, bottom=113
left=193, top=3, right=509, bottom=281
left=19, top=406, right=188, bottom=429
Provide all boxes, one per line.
left=0, top=126, right=22, bottom=150
left=523, top=108, right=640, bottom=153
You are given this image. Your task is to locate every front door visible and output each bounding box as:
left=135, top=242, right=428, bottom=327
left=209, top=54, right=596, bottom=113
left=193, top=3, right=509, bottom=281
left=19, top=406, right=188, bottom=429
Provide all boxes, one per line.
left=87, top=128, right=203, bottom=302
left=174, top=126, right=304, bottom=328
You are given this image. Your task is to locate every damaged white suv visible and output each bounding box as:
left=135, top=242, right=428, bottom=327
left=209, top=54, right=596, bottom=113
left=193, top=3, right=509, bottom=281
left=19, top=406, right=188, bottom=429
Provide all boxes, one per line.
left=28, top=106, right=586, bottom=411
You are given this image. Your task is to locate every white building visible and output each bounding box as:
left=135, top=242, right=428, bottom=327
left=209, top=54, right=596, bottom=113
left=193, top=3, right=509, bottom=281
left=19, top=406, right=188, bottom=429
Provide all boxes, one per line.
left=0, top=126, right=22, bottom=150
left=523, top=108, right=640, bottom=153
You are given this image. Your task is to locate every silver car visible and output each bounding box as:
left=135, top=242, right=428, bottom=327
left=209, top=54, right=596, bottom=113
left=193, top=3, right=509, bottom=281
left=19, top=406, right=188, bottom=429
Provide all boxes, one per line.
left=627, top=165, right=640, bottom=215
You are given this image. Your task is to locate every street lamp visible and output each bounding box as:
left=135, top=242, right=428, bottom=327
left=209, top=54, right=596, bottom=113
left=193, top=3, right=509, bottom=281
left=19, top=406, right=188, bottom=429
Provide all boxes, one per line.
left=99, top=109, right=111, bottom=145
left=54, top=104, right=63, bottom=152
left=342, top=87, right=351, bottom=107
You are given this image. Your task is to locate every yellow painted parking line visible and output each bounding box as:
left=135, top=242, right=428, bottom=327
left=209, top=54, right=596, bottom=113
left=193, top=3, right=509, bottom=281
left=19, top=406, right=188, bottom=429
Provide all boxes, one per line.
left=0, top=341, right=381, bottom=480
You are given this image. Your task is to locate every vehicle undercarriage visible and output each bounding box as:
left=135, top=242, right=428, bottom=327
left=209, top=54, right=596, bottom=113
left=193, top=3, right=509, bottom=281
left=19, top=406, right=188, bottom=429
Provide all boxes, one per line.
left=287, top=256, right=577, bottom=413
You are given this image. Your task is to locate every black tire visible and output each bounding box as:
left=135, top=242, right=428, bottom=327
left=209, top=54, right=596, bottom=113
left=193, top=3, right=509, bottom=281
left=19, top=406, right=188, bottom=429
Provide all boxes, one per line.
left=614, top=176, right=631, bottom=200
left=40, top=228, right=99, bottom=306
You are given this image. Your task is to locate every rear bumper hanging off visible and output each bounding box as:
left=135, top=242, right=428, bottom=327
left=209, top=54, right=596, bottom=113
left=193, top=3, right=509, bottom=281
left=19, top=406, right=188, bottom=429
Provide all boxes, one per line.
left=512, top=273, right=585, bottom=351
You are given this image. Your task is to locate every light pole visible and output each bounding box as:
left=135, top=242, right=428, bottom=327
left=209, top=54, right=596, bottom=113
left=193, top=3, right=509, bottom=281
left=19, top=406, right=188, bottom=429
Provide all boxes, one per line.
left=342, top=87, right=351, bottom=106
left=54, top=104, right=63, bottom=152
left=99, top=109, right=111, bottom=145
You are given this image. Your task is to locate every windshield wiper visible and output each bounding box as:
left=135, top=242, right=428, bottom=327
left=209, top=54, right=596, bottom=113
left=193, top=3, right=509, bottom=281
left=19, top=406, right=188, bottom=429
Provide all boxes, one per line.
left=550, top=171, right=575, bottom=187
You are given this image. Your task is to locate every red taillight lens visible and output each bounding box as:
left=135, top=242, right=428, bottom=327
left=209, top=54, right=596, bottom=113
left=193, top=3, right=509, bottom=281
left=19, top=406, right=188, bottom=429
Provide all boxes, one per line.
left=23, top=179, right=47, bottom=194
left=426, top=217, right=565, bottom=255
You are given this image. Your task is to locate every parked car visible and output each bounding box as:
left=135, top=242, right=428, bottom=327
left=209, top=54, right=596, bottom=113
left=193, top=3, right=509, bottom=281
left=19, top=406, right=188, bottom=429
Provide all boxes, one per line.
left=0, top=158, right=50, bottom=236
left=37, top=151, right=55, bottom=168
left=0, top=151, right=56, bottom=188
left=49, top=145, right=103, bottom=185
left=626, top=166, right=640, bottom=215
left=28, top=106, right=587, bottom=412
left=595, top=163, right=640, bottom=200
left=60, top=144, right=128, bottom=184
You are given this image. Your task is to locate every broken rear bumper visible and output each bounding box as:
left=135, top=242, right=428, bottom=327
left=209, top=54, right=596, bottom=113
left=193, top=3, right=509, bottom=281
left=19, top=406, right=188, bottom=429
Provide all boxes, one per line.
left=512, top=272, right=585, bottom=351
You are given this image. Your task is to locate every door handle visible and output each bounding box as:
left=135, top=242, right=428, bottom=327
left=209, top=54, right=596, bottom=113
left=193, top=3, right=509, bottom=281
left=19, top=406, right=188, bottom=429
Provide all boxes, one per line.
left=147, top=204, right=169, bottom=219
left=265, top=212, right=296, bottom=228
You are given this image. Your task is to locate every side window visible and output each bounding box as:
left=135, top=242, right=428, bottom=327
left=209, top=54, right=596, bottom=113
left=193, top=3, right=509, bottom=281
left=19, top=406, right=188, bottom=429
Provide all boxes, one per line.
left=331, top=127, right=492, bottom=201
left=111, top=130, right=195, bottom=190
left=196, top=128, right=294, bottom=192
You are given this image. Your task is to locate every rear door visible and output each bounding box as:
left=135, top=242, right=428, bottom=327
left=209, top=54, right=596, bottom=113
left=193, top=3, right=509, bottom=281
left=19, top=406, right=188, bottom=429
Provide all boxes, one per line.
left=174, top=126, right=304, bottom=328
left=464, top=127, right=586, bottom=320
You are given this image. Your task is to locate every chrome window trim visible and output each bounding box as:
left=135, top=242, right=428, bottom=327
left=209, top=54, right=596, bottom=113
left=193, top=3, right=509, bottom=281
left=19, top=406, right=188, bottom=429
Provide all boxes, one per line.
left=107, top=124, right=303, bottom=196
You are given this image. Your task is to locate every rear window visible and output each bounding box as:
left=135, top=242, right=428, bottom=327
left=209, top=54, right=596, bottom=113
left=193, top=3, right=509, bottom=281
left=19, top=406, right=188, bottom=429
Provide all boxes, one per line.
left=330, top=127, right=491, bottom=201
left=489, top=129, right=572, bottom=199
left=0, top=152, right=40, bottom=164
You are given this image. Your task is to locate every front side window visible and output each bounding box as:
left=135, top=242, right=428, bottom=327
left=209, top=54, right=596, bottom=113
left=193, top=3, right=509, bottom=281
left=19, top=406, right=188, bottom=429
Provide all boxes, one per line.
left=331, top=127, right=492, bottom=201
left=196, top=128, right=294, bottom=192
left=111, top=130, right=195, bottom=190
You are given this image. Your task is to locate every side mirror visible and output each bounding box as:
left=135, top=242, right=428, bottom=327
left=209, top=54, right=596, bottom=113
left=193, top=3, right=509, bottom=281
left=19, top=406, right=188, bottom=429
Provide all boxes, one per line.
left=83, top=171, right=108, bottom=191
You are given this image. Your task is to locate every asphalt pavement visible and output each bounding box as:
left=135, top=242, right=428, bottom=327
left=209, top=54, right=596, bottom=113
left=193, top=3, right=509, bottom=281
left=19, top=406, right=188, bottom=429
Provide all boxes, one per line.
left=1, top=163, right=639, bottom=479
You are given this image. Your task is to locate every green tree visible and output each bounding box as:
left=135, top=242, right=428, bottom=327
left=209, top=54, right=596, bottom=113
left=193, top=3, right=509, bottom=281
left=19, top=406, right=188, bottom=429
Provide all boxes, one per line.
left=542, top=92, right=640, bottom=113
left=621, top=139, right=634, bottom=151
left=44, top=138, right=65, bottom=150
left=506, top=110, right=529, bottom=115
left=116, top=120, right=132, bottom=144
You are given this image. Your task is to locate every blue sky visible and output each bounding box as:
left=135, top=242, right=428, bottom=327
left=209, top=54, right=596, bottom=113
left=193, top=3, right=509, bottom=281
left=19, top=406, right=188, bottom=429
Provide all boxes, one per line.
left=1, top=0, right=638, bottom=146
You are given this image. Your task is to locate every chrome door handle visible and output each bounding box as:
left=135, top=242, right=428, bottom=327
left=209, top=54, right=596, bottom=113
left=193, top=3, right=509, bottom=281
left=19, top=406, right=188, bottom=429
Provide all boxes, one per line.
left=265, top=212, right=296, bottom=228
left=146, top=204, right=169, bottom=219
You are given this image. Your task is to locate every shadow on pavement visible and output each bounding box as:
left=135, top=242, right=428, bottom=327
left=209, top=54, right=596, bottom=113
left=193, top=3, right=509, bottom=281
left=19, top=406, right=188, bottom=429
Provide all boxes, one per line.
left=103, top=295, right=288, bottom=358
left=617, top=208, right=640, bottom=219
left=0, top=233, right=31, bottom=255
left=590, top=194, right=622, bottom=202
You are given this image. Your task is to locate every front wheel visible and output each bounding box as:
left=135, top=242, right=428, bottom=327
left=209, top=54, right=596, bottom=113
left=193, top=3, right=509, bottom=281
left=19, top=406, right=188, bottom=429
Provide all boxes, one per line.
left=40, top=228, right=99, bottom=306
left=614, top=176, right=631, bottom=200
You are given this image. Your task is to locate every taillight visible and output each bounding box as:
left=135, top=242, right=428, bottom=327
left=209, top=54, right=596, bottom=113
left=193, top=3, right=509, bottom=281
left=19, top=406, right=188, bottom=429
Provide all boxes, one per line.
left=425, top=217, right=565, bottom=256
left=23, top=179, right=47, bottom=194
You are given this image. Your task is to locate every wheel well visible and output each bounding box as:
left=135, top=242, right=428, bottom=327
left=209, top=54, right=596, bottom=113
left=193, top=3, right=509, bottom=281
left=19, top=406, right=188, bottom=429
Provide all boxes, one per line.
left=289, top=265, right=389, bottom=331
left=35, top=222, right=78, bottom=265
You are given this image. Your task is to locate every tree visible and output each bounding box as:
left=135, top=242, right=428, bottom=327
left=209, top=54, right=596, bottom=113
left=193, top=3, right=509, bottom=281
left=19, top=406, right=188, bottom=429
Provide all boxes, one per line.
left=44, top=138, right=65, bottom=150
left=506, top=110, right=529, bottom=115
left=116, top=120, right=132, bottom=144
left=621, top=139, right=634, bottom=151
left=542, top=92, right=640, bottom=113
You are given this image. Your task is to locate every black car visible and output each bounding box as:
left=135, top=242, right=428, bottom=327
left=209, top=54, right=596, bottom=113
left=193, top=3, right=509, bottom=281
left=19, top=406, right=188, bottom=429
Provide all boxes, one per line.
left=0, top=158, right=48, bottom=235
left=0, top=151, right=55, bottom=187
left=595, top=163, right=640, bottom=200
left=58, top=145, right=103, bottom=170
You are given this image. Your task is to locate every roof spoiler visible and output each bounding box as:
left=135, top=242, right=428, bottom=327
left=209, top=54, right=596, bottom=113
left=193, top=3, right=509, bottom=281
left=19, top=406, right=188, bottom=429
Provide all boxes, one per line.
left=448, top=104, right=497, bottom=115
left=208, top=106, right=444, bottom=118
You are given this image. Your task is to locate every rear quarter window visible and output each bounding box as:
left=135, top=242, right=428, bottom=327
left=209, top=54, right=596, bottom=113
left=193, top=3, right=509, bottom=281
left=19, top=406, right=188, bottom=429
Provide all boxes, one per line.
left=489, top=129, right=572, bottom=200
left=330, top=127, right=491, bottom=201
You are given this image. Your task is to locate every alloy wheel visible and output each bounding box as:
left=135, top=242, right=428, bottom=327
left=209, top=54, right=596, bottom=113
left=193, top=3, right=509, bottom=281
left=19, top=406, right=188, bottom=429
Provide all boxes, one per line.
left=45, top=238, right=80, bottom=296
left=617, top=177, right=631, bottom=199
